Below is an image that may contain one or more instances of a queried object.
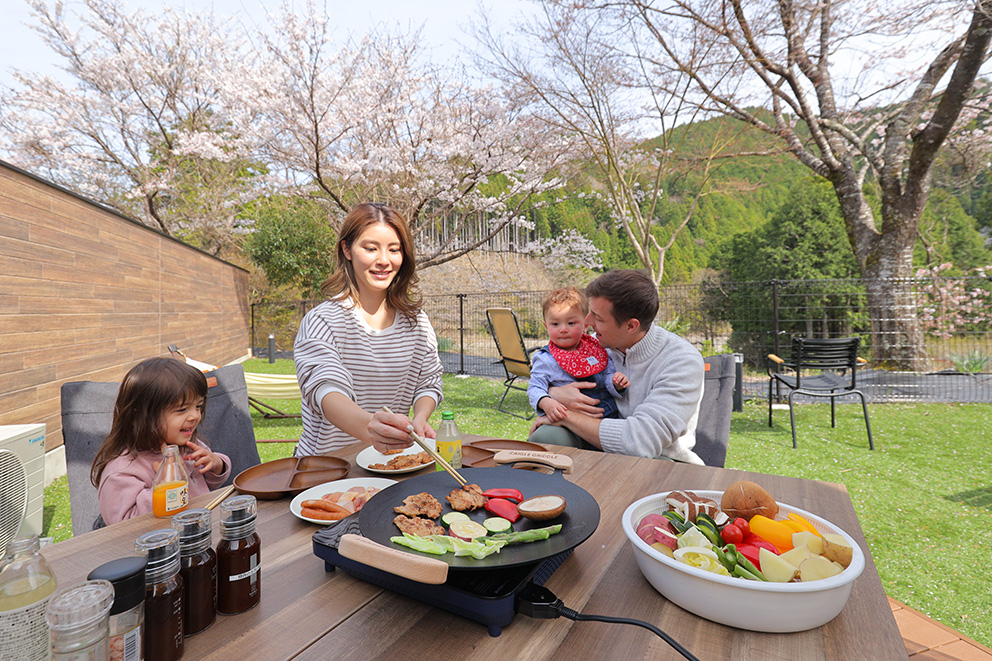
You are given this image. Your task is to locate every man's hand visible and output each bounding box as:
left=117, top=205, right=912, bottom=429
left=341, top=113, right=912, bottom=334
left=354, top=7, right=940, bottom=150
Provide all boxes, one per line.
left=549, top=382, right=604, bottom=416
left=529, top=414, right=557, bottom=435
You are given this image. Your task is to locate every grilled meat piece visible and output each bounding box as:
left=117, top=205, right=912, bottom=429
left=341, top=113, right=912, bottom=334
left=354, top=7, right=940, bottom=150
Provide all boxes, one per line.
left=393, top=492, right=443, bottom=519
left=370, top=451, right=432, bottom=471
left=393, top=514, right=446, bottom=536
left=445, top=484, right=487, bottom=512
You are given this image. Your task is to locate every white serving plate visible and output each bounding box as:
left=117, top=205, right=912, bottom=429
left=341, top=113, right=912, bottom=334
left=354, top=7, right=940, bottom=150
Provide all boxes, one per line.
left=290, top=477, right=396, bottom=524
left=622, top=490, right=865, bottom=632
left=356, top=440, right=436, bottom=474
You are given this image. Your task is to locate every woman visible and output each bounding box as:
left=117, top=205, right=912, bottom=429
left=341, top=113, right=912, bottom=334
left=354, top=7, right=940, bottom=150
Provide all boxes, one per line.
left=294, top=203, right=443, bottom=456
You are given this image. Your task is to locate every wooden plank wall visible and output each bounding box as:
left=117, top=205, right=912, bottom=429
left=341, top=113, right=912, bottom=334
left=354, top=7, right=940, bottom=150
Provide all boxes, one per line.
left=0, top=161, right=251, bottom=450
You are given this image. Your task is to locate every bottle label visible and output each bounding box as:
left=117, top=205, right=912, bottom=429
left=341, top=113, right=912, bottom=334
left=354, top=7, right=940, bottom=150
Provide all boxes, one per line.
left=436, top=439, right=462, bottom=470
left=109, top=622, right=142, bottom=661
left=228, top=557, right=260, bottom=582
left=164, top=483, right=189, bottom=513
left=0, top=597, right=51, bottom=661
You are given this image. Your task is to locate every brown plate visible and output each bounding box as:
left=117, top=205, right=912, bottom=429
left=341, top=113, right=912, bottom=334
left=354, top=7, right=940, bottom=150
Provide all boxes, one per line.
left=233, top=456, right=350, bottom=500
left=461, top=444, right=496, bottom=468
left=467, top=439, right=547, bottom=454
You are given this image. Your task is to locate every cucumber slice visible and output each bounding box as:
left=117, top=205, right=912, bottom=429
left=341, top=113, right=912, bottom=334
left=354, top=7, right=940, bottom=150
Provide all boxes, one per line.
left=482, top=517, right=512, bottom=533
left=442, top=511, right=470, bottom=526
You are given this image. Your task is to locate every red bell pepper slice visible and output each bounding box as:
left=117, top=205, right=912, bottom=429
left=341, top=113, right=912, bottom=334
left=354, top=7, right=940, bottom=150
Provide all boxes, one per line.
left=737, top=535, right=779, bottom=570
left=481, top=488, right=523, bottom=503
left=484, top=497, right=520, bottom=523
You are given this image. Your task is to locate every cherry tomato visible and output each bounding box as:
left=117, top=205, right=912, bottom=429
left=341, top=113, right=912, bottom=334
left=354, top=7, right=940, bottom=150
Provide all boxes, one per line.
left=721, top=523, right=743, bottom=545
left=733, top=517, right=750, bottom=537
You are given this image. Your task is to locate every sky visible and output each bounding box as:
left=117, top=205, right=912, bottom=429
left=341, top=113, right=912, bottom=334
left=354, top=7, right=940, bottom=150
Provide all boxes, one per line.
left=0, top=0, right=523, bottom=90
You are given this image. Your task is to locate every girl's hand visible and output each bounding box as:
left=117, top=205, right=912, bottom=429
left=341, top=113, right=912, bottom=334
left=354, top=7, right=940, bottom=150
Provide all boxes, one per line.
left=186, top=441, right=223, bottom=475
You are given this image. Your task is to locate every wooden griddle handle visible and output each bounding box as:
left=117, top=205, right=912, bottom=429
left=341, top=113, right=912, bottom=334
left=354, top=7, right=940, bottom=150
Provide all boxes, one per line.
left=338, top=534, right=449, bottom=585
left=493, top=450, right=572, bottom=473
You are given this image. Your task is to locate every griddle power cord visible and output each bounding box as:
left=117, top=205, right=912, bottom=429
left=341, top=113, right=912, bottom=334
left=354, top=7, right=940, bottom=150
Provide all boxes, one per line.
left=516, top=584, right=701, bottom=661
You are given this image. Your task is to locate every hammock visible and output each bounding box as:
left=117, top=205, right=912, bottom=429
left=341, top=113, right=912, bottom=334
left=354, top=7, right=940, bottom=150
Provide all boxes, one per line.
left=169, top=346, right=301, bottom=419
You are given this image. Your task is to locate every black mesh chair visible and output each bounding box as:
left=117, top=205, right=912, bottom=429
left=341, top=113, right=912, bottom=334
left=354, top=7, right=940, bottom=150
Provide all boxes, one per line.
left=768, top=337, right=874, bottom=450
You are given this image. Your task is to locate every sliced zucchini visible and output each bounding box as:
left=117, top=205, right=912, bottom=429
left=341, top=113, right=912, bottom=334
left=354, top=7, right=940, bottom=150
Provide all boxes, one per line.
left=482, top=517, right=512, bottom=533
left=442, top=511, right=470, bottom=526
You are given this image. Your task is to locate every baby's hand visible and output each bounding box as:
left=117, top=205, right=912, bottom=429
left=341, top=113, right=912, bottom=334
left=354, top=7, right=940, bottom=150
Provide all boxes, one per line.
left=613, top=372, right=630, bottom=390
left=540, top=397, right=568, bottom=422
left=186, top=442, right=223, bottom=475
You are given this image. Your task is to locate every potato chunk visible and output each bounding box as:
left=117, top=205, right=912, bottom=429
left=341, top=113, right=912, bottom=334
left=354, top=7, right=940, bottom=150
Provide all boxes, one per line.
left=821, top=533, right=854, bottom=568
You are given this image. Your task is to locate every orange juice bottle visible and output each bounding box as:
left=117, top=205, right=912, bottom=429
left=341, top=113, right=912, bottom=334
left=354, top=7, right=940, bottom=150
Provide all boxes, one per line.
left=152, top=445, right=190, bottom=517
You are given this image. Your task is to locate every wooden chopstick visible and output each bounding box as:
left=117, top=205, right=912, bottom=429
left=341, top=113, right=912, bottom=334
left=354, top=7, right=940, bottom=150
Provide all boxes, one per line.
left=381, top=407, right=467, bottom=487
left=205, top=484, right=236, bottom=510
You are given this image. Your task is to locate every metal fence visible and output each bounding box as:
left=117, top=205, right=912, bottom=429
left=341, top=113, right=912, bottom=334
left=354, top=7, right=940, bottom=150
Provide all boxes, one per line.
left=251, top=276, right=992, bottom=404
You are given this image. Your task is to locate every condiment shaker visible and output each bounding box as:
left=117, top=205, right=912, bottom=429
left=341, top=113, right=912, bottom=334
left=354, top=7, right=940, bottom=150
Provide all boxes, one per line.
left=46, top=579, right=114, bottom=661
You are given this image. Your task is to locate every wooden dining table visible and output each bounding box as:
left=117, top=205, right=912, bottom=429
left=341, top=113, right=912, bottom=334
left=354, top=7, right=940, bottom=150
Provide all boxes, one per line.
left=43, top=439, right=907, bottom=660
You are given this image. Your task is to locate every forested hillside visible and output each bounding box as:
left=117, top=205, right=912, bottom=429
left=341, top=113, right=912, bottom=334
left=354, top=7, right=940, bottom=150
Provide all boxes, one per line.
left=537, top=112, right=991, bottom=285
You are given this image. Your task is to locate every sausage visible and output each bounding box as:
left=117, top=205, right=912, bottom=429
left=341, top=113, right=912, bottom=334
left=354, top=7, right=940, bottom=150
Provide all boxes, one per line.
left=301, top=506, right=350, bottom=521
left=301, top=499, right=352, bottom=516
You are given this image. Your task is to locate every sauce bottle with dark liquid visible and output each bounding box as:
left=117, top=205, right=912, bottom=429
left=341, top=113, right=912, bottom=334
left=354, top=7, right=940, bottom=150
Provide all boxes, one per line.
left=172, top=508, right=216, bottom=635
left=134, top=530, right=184, bottom=661
left=216, top=495, right=261, bottom=614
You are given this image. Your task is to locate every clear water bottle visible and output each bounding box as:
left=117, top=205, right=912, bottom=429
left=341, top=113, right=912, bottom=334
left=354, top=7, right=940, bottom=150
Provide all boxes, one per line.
left=435, top=411, right=462, bottom=470
left=0, top=535, right=58, bottom=661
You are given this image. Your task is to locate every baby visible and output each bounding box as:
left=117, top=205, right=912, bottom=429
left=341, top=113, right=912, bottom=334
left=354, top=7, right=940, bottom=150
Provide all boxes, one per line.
left=528, top=286, right=628, bottom=421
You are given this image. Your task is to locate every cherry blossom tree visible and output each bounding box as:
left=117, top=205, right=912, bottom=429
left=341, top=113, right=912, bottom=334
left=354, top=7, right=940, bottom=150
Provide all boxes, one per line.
left=228, top=2, right=580, bottom=269
left=475, top=2, right=743, bottom=286
left=593, top=0, right=992, bottom=369
left=0, top=0, right=260, bottom=255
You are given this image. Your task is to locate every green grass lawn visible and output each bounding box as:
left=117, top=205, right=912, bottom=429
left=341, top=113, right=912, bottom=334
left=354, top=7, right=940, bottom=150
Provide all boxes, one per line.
left=43, top=359, right=992, bottom=646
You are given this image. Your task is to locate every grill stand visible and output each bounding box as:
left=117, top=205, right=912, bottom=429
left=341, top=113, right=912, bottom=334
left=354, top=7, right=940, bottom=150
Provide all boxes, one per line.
left=313, top=533, right=570, bottom=637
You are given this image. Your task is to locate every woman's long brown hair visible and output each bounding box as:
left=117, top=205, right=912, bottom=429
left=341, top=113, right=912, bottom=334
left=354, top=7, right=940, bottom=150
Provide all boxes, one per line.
left=90, top=357, right=209, bottom=487
left=320, top=202, right=422, bottom=318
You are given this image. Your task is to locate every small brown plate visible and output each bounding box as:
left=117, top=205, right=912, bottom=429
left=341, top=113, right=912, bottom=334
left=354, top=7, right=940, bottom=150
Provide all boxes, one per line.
left=233, top=456, right=350, bottom=500
left=461, top=444, right=496, bottom=468
left=467, top=439, right=547, bottom=454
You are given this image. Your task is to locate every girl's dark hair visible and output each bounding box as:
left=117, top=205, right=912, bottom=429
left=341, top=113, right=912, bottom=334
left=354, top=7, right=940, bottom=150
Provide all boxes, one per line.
left=320, top=202, right=422, bottom=318
left=90, top=357, right=209, bottom=487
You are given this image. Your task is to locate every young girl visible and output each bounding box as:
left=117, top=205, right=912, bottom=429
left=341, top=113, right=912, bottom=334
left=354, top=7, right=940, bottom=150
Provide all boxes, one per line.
left=294, top=202, right=443, bottom=456
left=91, top=357, right=231, bottom=524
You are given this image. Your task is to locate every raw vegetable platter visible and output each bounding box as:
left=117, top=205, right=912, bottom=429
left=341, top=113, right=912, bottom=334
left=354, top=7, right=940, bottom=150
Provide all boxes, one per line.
left=357, top=465, right=600, bottom=570
left=622, top=490, right=866, bottom=632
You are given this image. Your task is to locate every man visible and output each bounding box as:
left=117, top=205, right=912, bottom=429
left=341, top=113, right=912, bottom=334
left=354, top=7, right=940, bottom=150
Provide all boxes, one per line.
left=529, top=269, right=704, bottom=464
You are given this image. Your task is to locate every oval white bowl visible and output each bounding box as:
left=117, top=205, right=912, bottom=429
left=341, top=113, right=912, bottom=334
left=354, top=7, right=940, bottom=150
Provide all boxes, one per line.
left=621, top=490, right=865, bottom=632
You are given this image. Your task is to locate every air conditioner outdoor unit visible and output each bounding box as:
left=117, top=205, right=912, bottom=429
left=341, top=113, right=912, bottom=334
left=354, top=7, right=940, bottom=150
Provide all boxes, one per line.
left=0, top=423, right=46, bottom=538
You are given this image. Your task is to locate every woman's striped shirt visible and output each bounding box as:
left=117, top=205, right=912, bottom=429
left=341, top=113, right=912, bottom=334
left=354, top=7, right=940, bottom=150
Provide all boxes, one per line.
left=294, top=300, right=444, bottom=455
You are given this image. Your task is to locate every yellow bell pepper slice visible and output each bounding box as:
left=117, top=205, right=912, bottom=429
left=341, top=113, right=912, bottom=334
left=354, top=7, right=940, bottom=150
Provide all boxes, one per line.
left=749, top=515, right=795, bottom=553
left=787, top=512, right=823, bottom=538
